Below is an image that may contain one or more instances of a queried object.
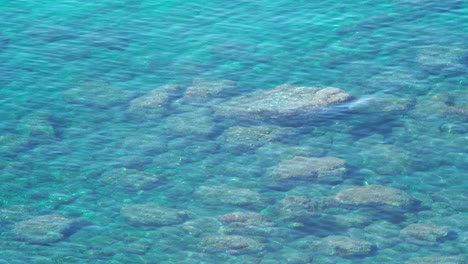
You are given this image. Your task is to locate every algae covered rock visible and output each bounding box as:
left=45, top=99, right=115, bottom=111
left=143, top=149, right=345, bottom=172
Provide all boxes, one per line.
left=329, top=185, right=417, bottom=210
left=200, top=235, right=265, bottom=255
left=220, top=125, right=289, bottom=151
left=120, top=203, right=188, bottom=226
left=17, top=111, right=56, bottom=140
left=0, top=133, right=29, bottom=156
left=439, top=122, right=467, bottom=134
left=13, top=214, right=79, bottom=244
left=0, top=205, right=35, bottom=224
left=278, top=250, right=313, bottom=264
left=349, top=94, right=413, bottom=113
left=312, top=235, right=375, bottom=257
left=63, top=81, right=132, bottom=108
left=358, top=144, right=413, bottom=175
left=273, top=156, right=346, bottom=184
left=410, top=94, right=451, bottom=118
left=195, top=186, right=266, bottom=210
left=183, top=78, right=236, bottom=102
left=271, top=195, right=318, bottom=223
left=400, top=223, right=451, bottom=242
left=121, top=134, right=168, bottom=155
left=219, top=212, right=272, bottom=227
left=416, top=45, right=467, bottom=74
left=128, top=84, right=180, bottom=119
left=164, top=109, right=216, bottom=137
left=445, top=105, right=468, bottom=117
left=364, top=71, right=424, bottom=94
left=334, top=213, right=372, bottom=228
left=215, top=84, right=352, bottom=124
left=180, top=218, right=223, bottom=237
left=257, top=142, right=326, bottom=165
left=101, top=168, right=163, bottom=191
left=405, top=255, right=466, bottom=264
left=219, top=212, right=274, bottom=236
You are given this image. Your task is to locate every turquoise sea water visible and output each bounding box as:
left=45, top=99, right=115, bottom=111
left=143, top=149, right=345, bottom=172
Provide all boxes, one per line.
left=0, top=0, right=467, bottom=263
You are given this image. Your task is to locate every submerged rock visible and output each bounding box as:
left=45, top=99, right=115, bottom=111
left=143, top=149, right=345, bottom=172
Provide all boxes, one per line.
left=328, top=185, right=417, bottom=210
left=122, top=238, right=152, bottom=255
left=128, top=84, right=180, bottom=119
left=63, top=81, right=132, bottom=108
left=164, top=108, right=216, bottom=137
left=120, top=203, right=188, bottom=226
left=445, top=105, right=468, bottom=117
left=0, top=133, right=29, bottom=157
left=101, top=168, right=163, bottom=191
left=278, top=250, right=313, bottom=264
left=349, top=94, right=413, bottom=113
left=183, top=78, right=236, bottom=102
left=364, top=71, right=424, bottom=94
left=17, top=111, right=56, bottom=140
left=220, top=125, right=289, bottom=151
left=272, top=156, right=346, bottom=185
left=195, top=186, right=266, bottom=210
left=121, top=134, right=168, bottom=155
left=180, top=218, right=223, bottom=237
left=13, top=214, right=79, bottom=244
left=0, top=205, right=35, bottom=224
left=405, top=255, right=466, bottom=264
left=114, top=155, right=153, bottom=169
left=219, top=212, right=275, bottom=236
left=439, top=123, right=467, bottom=134
left=400, top=223, right=451, bottom=243
left=358, top=144, right=413, bottom=175
left=271, top=195, right=318, bottom=223
left=416, top=45, right=466, bottom=74
left=410, top=94, right=450, bottom=118
left=334, top=213, right=372, bottom=228
left=256, top=142, right=326, bottom=170
left=312, top=235, right=375, bottom=257
left=200, top=235, right=265, bottom=255
left=356, top=220, right=402, bottom=249
left=215, top=84, right=351, bottom=124
left=219, top=212, right=272, bottom=227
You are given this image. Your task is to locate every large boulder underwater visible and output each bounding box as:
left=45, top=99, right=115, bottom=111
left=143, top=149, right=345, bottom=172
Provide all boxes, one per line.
left=214, top=84, right=352, bottom=125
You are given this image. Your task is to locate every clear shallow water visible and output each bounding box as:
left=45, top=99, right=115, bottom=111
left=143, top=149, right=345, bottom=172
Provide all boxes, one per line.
left=0, top=0, right=467, bottom=263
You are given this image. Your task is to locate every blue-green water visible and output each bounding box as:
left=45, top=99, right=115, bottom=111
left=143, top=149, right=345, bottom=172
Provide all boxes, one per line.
left=0, top=0, right=467, bottom=263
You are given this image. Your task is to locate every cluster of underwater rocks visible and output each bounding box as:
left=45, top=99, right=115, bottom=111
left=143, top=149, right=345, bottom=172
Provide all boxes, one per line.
left=5, top=185, right=462, bottom=262
left=1, top=76, right=466, bottom=263
left=0, top=1, right=466, bottom=262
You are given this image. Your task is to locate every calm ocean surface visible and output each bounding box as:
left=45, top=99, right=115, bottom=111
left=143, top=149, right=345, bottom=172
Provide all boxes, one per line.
left=0, top=0, right=467, bottom=263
